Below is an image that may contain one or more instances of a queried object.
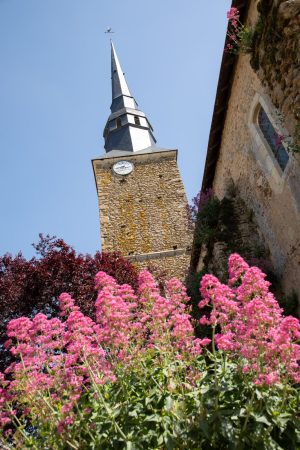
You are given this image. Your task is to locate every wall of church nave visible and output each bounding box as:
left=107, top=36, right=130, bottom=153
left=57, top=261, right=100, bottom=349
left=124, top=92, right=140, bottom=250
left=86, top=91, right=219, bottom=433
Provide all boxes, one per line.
left=212, top=50, right=300, bottom=302
left=250, top=0, right=300, bottom=143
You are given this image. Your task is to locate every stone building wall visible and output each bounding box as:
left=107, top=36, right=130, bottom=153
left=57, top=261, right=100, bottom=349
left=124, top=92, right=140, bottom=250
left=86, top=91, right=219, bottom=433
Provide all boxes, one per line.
left=93, top=150, right=192, bottom=280
left=195, top=193, right=267, bottom=283
left=250, top=0, right=300, bottom=139
left=129, top=251, right=191, bottom=281
left=212, top=0, right=300, bottom=298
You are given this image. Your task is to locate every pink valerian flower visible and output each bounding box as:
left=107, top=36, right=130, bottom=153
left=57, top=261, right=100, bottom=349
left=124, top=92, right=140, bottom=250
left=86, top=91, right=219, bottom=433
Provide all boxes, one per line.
left=6, top=316, right=32, bottom=342
left=95, top=273, right=138, bottom=353
left=57, top=415, right=74, bottom=434
left=199, top=253, right=300, bottom=386
left=225, top=8, right=251, bottom=55
left=199, top=274, right=238, bottom=327
left=275, top=133, right=285, bottom=148
left=1, top=255, right=299, bottom=432
left=95, top=271, right=118, bottom=291
left=199, top=315, right=210, bottom=325
left=228, top=253, right=249, bottom=287
left=165, top=278, right=190, bottom=311
left=59, top=292, right=80, bottom=317
left=1, top=271, right=209, bottom=432
left=215, top=332, right=237, bottom=352
left=254, top=372, right=280, bottom=386
left=3, top=295, right=115, bottom=422
left=138, top=269, right=160, bottom=301
left=0, top=373, right=12, bottom=427
left=226, top=43, right=234, bottom=51
left=192, top=337, right=211, bottom=355
left=227, top=7, right=240, bottom=21
left=235, top=266, right=273, bottom=303
left=64, top=308, right=112, bottom=383
left=137, top=272, right=202, bottom=355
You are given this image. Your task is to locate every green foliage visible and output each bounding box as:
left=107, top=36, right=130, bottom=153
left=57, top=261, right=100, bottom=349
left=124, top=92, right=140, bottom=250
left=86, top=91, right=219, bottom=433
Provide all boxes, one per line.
left=188, top=196, right=236, bottom=321
left=194, top=196, right=236, bottom=252
left=188, top=192, right=298, bottom=320
left=1, top=257, right=300, bottom=448
left=279, top=292, right=299, bottom=318
left=195, top=197, right=221, bottom=247
left=288, top=116, right=300, bottom=153
left=186, top=269, right=212, bottom=340
left=5, top=349, right=299, bottom=449
left=236, top=26, right=254, bottom=54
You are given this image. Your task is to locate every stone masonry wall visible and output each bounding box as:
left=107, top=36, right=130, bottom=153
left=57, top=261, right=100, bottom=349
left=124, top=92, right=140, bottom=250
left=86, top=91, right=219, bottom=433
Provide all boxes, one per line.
left=196, top=193, right=269, bottom=282
left=250, top=0, right=300, bottom=140
left=130, top=252, right=191, bottom=281
left=93, top=150, right=192, bottom=280
left=212, top=0, right=300, bottom=299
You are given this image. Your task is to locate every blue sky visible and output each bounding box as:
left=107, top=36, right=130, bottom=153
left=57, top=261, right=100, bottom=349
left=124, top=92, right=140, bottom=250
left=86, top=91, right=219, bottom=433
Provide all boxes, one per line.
left=0, top=0, right=231, bottom=258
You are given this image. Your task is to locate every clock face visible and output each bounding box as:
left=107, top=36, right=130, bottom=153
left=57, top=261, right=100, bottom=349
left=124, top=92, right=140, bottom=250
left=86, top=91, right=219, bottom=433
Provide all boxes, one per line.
left=113, top=160, right=134, bottom=175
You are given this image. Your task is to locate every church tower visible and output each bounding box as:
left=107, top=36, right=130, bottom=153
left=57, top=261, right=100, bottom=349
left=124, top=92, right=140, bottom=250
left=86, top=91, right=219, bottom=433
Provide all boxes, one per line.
left=92, top=42, right=192, bottom=279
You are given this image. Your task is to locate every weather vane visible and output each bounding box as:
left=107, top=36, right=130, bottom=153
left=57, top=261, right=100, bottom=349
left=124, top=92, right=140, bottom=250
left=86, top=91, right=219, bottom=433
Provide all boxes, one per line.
left=105, top=27, right=114, bottom=34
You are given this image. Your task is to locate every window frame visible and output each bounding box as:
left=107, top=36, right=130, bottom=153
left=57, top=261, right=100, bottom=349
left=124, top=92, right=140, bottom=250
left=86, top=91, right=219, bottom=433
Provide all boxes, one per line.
left=134, top=115, right=140, bottom=126
left=256, top=104, right=289, bottom=172
left=248, top=93, right=292, bottom=188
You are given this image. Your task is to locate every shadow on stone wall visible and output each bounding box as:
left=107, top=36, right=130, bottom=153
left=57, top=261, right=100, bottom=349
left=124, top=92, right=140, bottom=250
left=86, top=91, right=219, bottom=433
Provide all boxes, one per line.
left=187, top=183, right=299, bottom=331
left=250, top=0, right=300, bottom=141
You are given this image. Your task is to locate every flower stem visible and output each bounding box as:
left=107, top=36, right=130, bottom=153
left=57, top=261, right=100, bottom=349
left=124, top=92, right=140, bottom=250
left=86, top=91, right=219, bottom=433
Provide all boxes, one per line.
left=242, top=388, right=255, bottom=433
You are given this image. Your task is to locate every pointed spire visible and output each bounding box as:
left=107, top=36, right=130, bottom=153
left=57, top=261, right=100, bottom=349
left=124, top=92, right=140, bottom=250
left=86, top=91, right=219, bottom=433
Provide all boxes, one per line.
left=111, top=41, right=131, bottom=99
left=103, top=42, right=156, bottom=153
left=110, top=41, right=137, bottom=113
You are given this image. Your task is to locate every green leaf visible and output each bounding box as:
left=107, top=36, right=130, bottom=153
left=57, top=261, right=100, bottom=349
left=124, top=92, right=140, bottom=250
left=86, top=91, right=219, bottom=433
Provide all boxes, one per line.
left=145, top=414, right=162, bottom=423
left=157, top=435, right=164, bottom=446
left=273, top=412, right=292, bottom=428
left=165, top=396, right=174, bottom=411
left=255, top=389, right=263, bottom=400
left=251, top=412, right=271, bottom=426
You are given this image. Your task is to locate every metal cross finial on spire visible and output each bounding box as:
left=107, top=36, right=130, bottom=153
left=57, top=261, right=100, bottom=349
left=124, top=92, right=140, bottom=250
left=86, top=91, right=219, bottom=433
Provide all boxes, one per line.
left=104, top=27, right=114, bottom=34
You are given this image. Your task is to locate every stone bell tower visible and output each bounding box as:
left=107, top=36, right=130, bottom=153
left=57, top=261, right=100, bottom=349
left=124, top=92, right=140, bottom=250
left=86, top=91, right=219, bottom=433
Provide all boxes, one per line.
left=92, top=42, right=192, bottom=279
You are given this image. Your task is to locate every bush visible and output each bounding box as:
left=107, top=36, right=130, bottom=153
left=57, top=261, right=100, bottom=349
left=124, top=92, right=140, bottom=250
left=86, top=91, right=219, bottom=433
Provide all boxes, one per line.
left=0, top=254, right=299, bottom=449
left=0, top=234, right=138, bottom=370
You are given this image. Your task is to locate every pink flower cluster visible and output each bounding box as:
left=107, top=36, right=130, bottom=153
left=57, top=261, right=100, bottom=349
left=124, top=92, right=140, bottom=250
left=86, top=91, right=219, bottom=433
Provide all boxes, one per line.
left=1, top=295, right=115, bottom=430
left=199, top=253, right=300, bottom=385
left=227, top=7, right=240, bottom=22
left=0, top=269, right=207, bottom=430
left=225, top=7, right=242, bottom=53
left=1, top=255, right=298, bottom=431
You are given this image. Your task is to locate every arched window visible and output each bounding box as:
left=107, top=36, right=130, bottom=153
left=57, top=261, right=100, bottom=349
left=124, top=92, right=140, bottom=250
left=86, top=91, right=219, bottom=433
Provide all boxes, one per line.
left=116, top=118, right=122, bottom=128
left=134, top=115, right=140, bottom=125
left=257, top=106, right=289, bottom=171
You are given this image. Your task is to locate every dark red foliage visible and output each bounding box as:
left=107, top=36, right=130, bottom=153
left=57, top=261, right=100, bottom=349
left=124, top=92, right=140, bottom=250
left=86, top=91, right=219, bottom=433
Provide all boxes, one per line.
left=0, top=234, right=138, bottom=369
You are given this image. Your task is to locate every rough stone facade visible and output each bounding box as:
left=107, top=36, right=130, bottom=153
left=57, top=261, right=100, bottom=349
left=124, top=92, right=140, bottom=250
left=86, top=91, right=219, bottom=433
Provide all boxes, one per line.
left=211, top=0, right=300, bottom=298
left=195, top=193, right=269, bottom=282
left=92, top=150, right=192, bottom=280
left=251, top=0, right=300, bottom=140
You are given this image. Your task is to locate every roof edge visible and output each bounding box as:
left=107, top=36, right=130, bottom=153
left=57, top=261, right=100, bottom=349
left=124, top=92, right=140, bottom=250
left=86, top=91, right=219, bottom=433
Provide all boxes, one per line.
left=201, top=0, right=250, bottom=193
left=190, top=0, right=250, bottom=273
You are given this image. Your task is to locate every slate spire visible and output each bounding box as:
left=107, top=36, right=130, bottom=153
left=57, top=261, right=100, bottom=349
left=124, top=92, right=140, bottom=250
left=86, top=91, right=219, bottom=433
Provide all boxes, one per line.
left=103, top=41, right=156, bottom=153
left=111, top=41, right=132, bottom=101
